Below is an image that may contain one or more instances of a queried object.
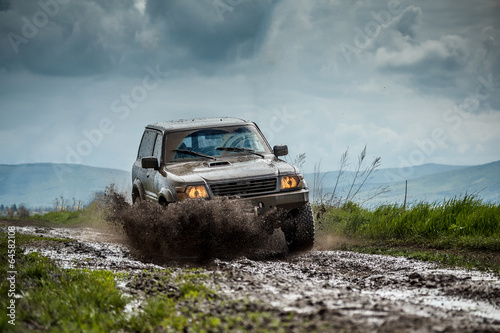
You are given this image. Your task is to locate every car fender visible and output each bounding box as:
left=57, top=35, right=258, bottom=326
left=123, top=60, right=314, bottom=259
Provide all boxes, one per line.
left=133, top=178, right=145, bottom=200
left=159, top=188, right=175, bottom=203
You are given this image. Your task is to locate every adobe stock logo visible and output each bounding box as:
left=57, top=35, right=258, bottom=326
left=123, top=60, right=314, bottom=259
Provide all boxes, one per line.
left=259, top=106, right=297, bottom=144
left=7, top=0, right=71, bottom=54
left=340, top=0, right=405, bottom=63
left=384, top=74, right=498, bottom=183
left=212, top=0, right=245, bottom=21
left=64, top=65, right=169, bottom=165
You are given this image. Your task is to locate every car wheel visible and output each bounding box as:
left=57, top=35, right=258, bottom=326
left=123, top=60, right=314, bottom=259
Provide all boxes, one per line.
left=282, top=203, right=315, bottom=253
left=132, top=188, right=141, bottom=204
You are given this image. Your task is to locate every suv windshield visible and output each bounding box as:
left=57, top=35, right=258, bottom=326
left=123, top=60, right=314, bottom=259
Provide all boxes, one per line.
left=166, top=125, right=271, bottom=162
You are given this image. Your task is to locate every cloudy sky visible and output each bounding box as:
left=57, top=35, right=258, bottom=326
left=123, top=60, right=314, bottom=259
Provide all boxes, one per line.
left=1, top=0, right=499, bottom=175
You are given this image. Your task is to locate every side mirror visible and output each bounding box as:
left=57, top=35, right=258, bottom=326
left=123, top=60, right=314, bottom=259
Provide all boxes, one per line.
left=141, top=156, right=159, bottom=170
left=273, top=144, right=288, bottom=157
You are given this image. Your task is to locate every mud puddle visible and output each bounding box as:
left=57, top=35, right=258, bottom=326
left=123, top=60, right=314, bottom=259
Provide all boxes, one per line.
left=212, top=253, right=500, bottom=327
left=17, top=226, right=163, bottom=271
left=10, top=225, right=500, bottom=332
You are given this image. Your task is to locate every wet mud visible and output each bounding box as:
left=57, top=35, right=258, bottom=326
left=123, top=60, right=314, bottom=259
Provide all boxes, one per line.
left=8, top=224, right=500, bottom=332
left=101, top=191, right=287, bottom=262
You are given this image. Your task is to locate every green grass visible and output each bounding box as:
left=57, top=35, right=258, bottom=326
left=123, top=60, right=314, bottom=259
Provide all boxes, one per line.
left=317, top=194, right=500, bottom=249
left=31, top=210, right=84, bottom=224
left=28, top=202, right=108, bottom=227
left=0, top=232, right=129, bottom=332
left=338, top=244, right=500, bottom=274
left=315, top=194, right=500, bottom=272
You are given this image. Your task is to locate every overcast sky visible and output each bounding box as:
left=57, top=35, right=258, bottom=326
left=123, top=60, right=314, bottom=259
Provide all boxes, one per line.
left=1, top=0, right=499, bottom=175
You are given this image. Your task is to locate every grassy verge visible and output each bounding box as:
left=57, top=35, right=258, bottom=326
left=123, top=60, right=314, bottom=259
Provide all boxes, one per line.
left=0, top=231, right=325, bottom=332
left=0, top=231, right=126, bottom=332
left=30, top=210, right=84, bottom=225
left=315, top=194, right=500, bottom=274
left=336, top=243, right=500, bottom=274
left=3, top=202, right=108, bottom=227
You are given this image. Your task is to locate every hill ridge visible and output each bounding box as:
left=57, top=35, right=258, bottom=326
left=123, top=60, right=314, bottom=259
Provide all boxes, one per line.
left=305, top=160, right=500, bottom=205
left=0, top=163, right=131, bottom=208
left=1, top=161, right=499, bottom=208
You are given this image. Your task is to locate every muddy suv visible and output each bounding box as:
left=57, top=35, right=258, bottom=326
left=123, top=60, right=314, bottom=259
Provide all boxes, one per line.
left=131, top=117, right=314, bottom=251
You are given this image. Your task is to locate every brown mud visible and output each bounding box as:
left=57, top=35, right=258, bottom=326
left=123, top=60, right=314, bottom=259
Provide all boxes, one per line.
left=5, top=222, right=500, bottom=332
left=101, top=191, right=288, bottom=262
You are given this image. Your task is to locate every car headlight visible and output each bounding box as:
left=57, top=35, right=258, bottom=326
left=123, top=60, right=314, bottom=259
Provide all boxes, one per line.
left=280, top=175, right=302, bottom=190
left=185, top=185, right=209, bottom=199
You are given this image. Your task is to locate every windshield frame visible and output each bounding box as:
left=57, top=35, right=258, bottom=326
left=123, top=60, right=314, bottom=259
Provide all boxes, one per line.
left=164, top=124, right=272, bottom=163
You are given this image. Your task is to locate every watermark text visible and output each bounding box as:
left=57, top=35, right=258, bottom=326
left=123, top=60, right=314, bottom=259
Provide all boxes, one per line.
left=6, top=226, right=17, bottom=326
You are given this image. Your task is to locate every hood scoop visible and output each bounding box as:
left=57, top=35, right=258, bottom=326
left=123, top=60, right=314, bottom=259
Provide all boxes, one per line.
left=208, top=161, right=232, bottom=167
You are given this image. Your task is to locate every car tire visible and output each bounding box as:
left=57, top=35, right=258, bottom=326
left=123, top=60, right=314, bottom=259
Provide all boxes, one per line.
left=132, top=188, right=141, bottom=204
left=282, top=203, right=315, bottom=253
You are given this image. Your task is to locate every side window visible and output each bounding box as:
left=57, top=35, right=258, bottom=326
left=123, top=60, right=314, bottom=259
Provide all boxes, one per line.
left=138, top=130, right=157, bottom=159
left=153, top=134, right=163, bottom=163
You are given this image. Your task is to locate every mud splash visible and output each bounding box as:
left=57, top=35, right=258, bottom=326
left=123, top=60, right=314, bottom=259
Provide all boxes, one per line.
left=101, top=190, right=288, bottom=263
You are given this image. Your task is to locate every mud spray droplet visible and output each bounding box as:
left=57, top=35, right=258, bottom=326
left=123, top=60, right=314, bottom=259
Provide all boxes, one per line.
left=100, top=188, right=289, bottom=263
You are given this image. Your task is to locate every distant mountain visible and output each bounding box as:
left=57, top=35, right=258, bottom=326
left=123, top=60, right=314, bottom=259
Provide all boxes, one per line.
left=0, top=164, right=130, bottom=208
left=1, top=160, right=499, bottom=210
left=377, top=160, right=500, bottom=205
left=304, top=161, right=500, bottom=206
left=306, top=163, right=469, bottom=187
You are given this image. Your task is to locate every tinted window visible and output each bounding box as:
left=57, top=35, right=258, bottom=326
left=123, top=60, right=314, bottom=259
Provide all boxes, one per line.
left=138, top=130, right=157, bottom=159
left=153, top=133, right=163, bottom=162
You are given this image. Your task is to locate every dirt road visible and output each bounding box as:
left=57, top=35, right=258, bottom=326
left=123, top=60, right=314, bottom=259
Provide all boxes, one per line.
left=13, top=225, right=500, bottom=332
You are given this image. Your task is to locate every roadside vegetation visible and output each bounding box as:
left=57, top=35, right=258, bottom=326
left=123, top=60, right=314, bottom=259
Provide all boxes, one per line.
left=0, top=195, right=89, bottom=219
left=308, top=146, right=500, bottom=274
left=312, top=145, right=389, bottom=208
left=314, top=194, right=500, bottom=274
left=3, top=201, right=107, bottom=227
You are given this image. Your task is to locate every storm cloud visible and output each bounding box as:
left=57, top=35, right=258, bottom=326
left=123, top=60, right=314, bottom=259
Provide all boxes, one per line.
left=0, top=0, right=499, bottom=172
left=0, top=0, right=277, bottom=76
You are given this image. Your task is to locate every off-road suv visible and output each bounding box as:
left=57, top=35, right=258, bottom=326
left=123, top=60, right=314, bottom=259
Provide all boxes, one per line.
left=131, top=117, right=314, bottom=251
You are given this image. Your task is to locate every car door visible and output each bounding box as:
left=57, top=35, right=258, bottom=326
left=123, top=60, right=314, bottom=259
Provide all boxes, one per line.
left=135, top=129, right=158, bottom=201
left=151, top=132, right=164, bottom=198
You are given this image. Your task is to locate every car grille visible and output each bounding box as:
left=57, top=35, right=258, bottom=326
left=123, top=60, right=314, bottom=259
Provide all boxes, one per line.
left=209, top=177, right=277, bottom=197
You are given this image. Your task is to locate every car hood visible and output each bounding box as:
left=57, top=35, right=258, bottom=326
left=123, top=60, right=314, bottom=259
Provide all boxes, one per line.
left=165, top=156, right=297, bottom=183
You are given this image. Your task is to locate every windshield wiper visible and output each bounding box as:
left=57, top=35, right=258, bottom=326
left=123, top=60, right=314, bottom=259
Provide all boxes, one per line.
left=172, top=149, right=216, bottom=160
left=216, top=147, right=265, bottom=158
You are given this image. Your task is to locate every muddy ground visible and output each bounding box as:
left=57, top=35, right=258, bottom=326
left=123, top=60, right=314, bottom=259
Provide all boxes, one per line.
left=6, top=224, right=500, bottom=332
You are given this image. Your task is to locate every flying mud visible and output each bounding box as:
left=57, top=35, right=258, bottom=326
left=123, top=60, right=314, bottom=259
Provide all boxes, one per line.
left=100, top=190, right=288, bottom=263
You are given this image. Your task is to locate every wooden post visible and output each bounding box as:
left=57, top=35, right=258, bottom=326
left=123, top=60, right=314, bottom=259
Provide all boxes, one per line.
left=403, top=180, right=408, bottom=209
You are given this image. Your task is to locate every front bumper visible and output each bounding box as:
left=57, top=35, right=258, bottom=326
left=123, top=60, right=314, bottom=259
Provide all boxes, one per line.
left=241, top=189, right=309, bottom=215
